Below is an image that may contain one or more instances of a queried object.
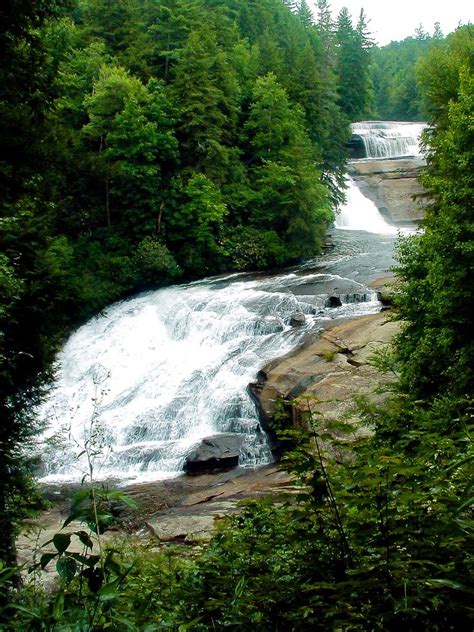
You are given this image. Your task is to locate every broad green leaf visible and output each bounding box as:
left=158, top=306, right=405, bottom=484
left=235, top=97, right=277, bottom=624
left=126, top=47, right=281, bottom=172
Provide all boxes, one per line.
left=53, top=533, right=72, bottom=555
left=57, top=557, right=77, bottom=583
left=76, top=530, right=94, bottom=549
left=39, top=552, right=57, bottom=570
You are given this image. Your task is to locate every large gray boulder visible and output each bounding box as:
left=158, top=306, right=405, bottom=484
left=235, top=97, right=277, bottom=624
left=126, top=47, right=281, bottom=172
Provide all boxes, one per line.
left=185, top=433, right=244, bottom=474
left=289, top=312, right=306, bottom=327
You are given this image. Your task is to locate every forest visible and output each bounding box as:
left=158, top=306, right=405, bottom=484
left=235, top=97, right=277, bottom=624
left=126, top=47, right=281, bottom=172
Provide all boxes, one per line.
left=0, top=0, right=473, bottom=629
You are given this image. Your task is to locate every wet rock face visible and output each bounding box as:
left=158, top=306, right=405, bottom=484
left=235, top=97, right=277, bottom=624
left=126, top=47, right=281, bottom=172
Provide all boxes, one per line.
left=184, top=434, right=244, bottom=474
left=348, top=158, right=428, bottom=224
left=289, top=312, right=306, bottom=327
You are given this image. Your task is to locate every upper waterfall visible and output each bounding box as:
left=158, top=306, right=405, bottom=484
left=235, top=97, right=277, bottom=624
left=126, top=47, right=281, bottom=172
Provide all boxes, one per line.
left=351, top=121, right=426, bottom=159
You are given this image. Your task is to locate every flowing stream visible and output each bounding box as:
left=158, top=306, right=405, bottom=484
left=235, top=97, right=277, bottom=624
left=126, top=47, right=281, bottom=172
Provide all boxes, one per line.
left=352, top=121, right=426, bottom=159
left=38, top=250, right=387, bottom=484
left=38, top=122, right=422, bottom=485
left=335, top=177, right=398, bottom=234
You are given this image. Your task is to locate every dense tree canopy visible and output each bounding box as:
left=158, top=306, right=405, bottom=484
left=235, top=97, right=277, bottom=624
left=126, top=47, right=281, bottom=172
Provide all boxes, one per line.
left=371, top=22, right=449, bottom=121
left=395, top=25, right=474, bottom=398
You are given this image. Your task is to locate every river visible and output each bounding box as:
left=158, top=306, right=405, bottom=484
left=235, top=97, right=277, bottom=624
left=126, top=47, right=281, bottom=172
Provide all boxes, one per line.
left=37, top=123, right=421, bottom=485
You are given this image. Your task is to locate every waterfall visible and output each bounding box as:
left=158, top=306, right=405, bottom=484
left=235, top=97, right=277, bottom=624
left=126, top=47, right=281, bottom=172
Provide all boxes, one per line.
left=335, top=177, right=399, bottom=235
left=38, top=270, right=381, bottom=484
left=352, top=121, right=426, bottom=159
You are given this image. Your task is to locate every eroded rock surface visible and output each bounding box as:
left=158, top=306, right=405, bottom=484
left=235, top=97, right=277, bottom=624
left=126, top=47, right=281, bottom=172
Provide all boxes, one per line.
left=250, top=311, right=400, bottom=442
left=349, top=157, right=428, bottom=224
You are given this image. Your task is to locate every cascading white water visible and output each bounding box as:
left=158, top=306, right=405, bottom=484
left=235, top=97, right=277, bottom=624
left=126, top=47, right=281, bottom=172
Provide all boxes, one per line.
left=40, top=117, right=425, bottom=485
left=335, top=177, right=399, bottom=235
left=352, top=121, right=426, bottom=159
left=38, top=271, right=381, bottom=484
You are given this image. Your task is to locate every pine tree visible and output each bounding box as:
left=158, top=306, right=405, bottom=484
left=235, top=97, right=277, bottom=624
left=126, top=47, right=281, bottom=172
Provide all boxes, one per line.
left=146, top=0, right=201, bottom=80
left=0, top=0, right=72, bottom=593
left=335, top=7, right=373, bottom=121
left=169, top=26, right=241, bottom=182
left=297, top=0, right=314, bottom=28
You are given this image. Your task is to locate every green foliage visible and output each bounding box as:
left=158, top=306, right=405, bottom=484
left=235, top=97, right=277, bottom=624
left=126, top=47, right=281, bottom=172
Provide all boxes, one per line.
left=22, top=398, right=466, bottom=630
left=335, top=7, right=374, bottom=121
left=371, top=35, right=436, bottom=121
left=394, top=26, right=474, bottom=399
left=134, top=236, right=182, bottom=285
left=417, top=26, right=474, bottom=126
left=245, top=73, right=333, bottom=261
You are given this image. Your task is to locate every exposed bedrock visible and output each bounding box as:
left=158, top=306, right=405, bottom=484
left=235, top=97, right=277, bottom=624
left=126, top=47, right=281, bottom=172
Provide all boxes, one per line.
left=249, top=307, right=400, bottom=455
left=348, top=157, right=428, bottom=224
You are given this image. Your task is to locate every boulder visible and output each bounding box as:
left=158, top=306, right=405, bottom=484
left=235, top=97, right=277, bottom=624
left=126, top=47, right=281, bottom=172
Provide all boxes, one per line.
left=326, top=296, right=342, bottom=308
left=289, top=312, right=306, bottom=327
left=370, top=275, right=399, bottom=306
left=185, top=433, right=244, bottom=474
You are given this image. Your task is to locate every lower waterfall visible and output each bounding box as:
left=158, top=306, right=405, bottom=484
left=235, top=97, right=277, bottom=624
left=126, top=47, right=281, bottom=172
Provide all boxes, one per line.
left=38, top=254, right=384, bottom=484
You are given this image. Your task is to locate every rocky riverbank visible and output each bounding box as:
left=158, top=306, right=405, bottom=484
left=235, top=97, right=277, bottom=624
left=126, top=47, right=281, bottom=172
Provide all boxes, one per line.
left=250, top=310, right=399, bottom=455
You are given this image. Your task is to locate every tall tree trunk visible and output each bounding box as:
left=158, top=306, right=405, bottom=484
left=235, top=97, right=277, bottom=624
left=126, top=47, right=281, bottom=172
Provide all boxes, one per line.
left=105, top=178, right=111, bottom=228
left=156, top=201, right=164, bottom=234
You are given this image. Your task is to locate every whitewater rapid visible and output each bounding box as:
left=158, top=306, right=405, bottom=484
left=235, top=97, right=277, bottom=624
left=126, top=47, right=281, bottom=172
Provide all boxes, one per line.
left=335, top=177, right=399, bottom=235
left=38, top=268, right=381, bottom=484
left=38, top=120, right=425, bottom=484
left=352, top=121, right=426, bottom=159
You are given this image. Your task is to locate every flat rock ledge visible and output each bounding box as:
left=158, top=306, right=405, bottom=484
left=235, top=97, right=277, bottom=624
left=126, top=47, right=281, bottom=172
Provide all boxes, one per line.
left=250, top=310, right=400, bottom=455
left=17, top=465, right=295, bottom=589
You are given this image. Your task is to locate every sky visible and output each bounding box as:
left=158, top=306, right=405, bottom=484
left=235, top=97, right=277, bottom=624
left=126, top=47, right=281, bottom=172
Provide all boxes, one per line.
left=311, top=0, right=473, bottom=45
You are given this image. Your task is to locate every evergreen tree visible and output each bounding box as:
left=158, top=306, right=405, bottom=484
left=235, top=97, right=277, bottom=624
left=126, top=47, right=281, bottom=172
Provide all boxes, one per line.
left=297, top=0, right=314, bottom=28
left=146, top=0, right=201, bottom=80
left=244, top=73, right=332, bottom=262
left=169, top=26, right=241, bottom=183
left=335, top=7, right=373, bottom=121
left=433, top=21, right=444, bottom=39
left=0, top=0, right=72, bottom=590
